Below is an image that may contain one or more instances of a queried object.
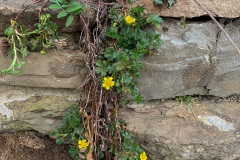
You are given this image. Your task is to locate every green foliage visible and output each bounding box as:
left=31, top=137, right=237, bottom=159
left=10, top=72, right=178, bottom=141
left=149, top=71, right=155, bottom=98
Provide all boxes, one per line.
left=96, top=6, right=163, bottom=103
left=1, top=14, right=58, bottom=75
left=49, top=0, right=84, bottom=27
left=153, top=0, right=176, bottom=8
left=175, top=95, right=198, bottom=104
left=176, top=95, right=198, bottom=115
left=117, top=131, right=143, bottom=160
left=51, top=105, right=84, bottom=160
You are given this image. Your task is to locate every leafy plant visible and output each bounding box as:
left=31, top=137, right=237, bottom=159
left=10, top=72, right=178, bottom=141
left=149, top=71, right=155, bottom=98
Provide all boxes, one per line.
left=96, top=5, right=163, bottom=103
left=51, top=105, right=85, bottom=160
left=176, top=95, right=198, bottom=115
left=1, top=14, right=58, bottom=75
left=48, top=0, right=85, bottom=27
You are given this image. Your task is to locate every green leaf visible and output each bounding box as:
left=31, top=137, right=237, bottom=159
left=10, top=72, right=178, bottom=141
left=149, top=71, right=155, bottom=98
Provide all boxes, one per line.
left=153, top=0, right=164, bottom=5
left=65, top=15, right=74, bottom=27
left=168, top=0, right=176, bottom=8
left=12, top=70, right=19, bottom=75
left=49, top=4, right=61, bottom=10
left=56, top=138, right=64, bottom=144
left=74, top=127, right=83, bottom=134
left=1, top=69, right=9, bottom=75
left=146, top=14, right=163, bottom=28
left=68, top=146, right=78, bottom=159
left=4, top=27, right=14, bottom=36
left=57, top=10, right=68, bottom=18
left=66, top=4, right=83, bottom=13
left=18, top=62, right=25, bottom=68
left=128, top=0, right=134, bottom=4
left=71, top=8, right=84, bottom=15
left=49, top=0, right=57, bottom=3
left=57, top=0, right=64, bottom=3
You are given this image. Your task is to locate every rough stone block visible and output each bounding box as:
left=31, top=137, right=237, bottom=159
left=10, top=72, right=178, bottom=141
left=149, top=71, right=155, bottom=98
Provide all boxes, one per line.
left=120, top=100, right=240, bottom=159
left=207, top=18, right=240, bottom=96
left=0, top=85, right=78, bottom=134
left=138, top=20, right=218, bottom=100
left=121, top=0, right=240, bottom=18
left=0, top=49, right=86, bottom=88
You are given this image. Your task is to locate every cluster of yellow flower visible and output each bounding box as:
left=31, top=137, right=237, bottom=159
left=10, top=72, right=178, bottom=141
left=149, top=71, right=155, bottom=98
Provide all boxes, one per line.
left=78, top=139, right=147, bottom=159
left=101, top=15, right=136, bottom=91
left=101, top=14, right=147, bottom=160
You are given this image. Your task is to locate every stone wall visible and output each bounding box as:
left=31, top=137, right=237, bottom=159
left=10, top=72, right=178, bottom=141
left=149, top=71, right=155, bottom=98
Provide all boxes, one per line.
left=0, top=1, right=240, bottom=159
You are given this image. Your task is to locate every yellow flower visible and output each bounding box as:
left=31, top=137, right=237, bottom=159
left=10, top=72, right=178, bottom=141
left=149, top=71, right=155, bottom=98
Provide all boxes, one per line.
left=125, top=15, right=136, bottom=24
left=102, top=77, right=115, bottom=90
left=140, top=151, right=147, bottom=160
left=78, top=139, right=89, bottom=149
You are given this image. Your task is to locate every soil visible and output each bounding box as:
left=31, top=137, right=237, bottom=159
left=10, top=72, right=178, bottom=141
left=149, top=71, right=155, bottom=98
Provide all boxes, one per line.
left=0, top=131, right=72, bottom=160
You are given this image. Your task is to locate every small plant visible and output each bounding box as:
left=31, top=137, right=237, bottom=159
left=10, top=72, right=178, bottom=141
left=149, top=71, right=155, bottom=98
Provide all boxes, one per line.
left=96, top=5, right=163, bottom=103
left=1, top=14, right=58, bottom=75
left=176, top=95, right=198, bottom=115
left=51, top=105, right=85, bottom=160
left=48, top=0, right=85, bottom=27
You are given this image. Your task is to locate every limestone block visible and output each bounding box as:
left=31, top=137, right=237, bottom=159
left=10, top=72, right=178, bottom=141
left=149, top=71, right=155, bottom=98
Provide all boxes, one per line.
left=0, top=85, right=78, bottom=134
left=138, top=20, right=218, bottom=100
left=0, top=49, right=86, bottom=88
left=207, top=18, right=240, bottom=96
left=121, top=0, right=240, bottom=18
left=120, top=100, right=240, bottom=159
left=0, top=0, right=95, bottom=35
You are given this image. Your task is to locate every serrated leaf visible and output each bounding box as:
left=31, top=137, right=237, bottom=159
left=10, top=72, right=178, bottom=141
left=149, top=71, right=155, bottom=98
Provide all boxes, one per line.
left=57, top=10, right=68, bottom=18
left=146, top=14, right=163, bottom=28
left=66, top=4, right=83, bottom=13
left=1, top=69, right=9, bottom=75
left=12, top=70, right=19, bottom=75
left=49, top=4, right=61, bottom=10
left=65, top=15, right=74, bottom=27
left=168, top=0, right=176, bottom=8
left=18, top=62, right=25, bottom=68
left=153, top=0, right=164, bottom=5
left=49, top=0, right=56, bottom=3
left=56, top=138, right=64, bottom=144
left=74, top=127, right=83, bottom=134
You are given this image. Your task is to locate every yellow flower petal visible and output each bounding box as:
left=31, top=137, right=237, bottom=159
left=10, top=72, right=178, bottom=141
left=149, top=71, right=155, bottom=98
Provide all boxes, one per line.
left=78, top=139, right=89, bottom=149
left=140, top=151, right=147, bottom=160
left=125, top=15, right=136, bottom=24
left=102, top=77, right=115, bottom=90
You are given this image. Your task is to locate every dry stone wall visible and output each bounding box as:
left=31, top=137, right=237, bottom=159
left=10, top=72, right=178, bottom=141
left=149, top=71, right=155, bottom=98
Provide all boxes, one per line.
left=0, top=1, right=240, bottom=159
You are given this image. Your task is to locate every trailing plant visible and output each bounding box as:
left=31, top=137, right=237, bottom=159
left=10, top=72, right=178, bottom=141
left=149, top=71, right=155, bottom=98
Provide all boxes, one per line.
left=96, top=5, right=163, bottom=103
left=52, top=1, right=163, bottom=159
left=1, top=13, right=58, bottom=75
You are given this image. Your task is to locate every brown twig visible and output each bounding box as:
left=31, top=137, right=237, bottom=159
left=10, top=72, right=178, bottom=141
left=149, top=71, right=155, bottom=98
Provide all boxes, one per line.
left=193, top=0, right=240, bottom=55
